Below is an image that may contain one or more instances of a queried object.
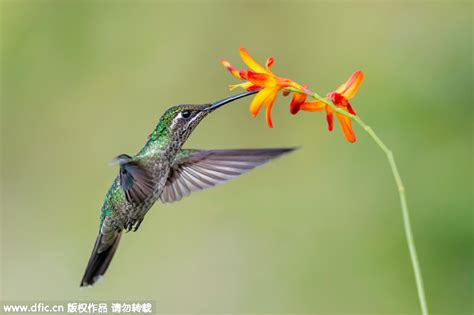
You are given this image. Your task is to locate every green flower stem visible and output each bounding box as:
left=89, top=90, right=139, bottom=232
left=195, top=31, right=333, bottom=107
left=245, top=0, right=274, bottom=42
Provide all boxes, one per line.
left=286, top=87, right=428, bottom=314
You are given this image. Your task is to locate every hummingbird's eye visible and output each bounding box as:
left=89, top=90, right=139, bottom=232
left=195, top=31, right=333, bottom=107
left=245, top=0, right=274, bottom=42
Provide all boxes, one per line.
left=180, top=110, right=191, bottom=119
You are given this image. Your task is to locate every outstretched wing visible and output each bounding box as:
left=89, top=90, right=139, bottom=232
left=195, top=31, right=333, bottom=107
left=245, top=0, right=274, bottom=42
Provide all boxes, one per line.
left=160, top=148, right=296, bottom=203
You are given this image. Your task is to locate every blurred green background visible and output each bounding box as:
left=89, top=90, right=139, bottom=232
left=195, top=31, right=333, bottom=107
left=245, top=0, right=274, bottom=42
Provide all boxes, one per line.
left=1, top=1, right=472, bottom=314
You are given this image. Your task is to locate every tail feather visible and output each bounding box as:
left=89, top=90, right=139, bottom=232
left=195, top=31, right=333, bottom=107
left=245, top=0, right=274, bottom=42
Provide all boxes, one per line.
left=80, top=231, right=122, bottom=287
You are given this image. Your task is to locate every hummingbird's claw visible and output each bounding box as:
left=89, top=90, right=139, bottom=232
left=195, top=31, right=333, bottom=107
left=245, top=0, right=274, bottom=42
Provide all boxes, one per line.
left=124, top=218, right=143, bottom=232
left=133, top=219, right=143, bottom=232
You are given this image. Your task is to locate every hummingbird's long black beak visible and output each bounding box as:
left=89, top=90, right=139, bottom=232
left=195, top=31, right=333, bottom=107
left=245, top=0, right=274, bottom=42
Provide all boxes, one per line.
left=207, top=90, right=260, bottom=111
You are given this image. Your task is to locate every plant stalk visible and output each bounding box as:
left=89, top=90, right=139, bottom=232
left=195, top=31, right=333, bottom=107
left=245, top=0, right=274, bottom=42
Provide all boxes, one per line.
left=288, top=87, right=429, bottom=315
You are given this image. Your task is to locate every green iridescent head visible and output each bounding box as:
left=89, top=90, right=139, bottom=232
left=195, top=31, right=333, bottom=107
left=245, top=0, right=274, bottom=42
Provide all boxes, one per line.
left=147, top=90, right=258, bottom=145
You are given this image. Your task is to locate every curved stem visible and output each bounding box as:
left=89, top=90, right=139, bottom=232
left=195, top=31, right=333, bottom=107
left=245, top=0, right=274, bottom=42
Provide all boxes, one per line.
left=289, top=88, right=429, bottom=314
left=346, top=114, right=428, bottom=315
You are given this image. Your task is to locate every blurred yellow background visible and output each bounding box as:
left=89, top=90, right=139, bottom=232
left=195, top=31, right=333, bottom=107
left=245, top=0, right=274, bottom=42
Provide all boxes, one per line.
left=1, top=1, right=472, bottom=314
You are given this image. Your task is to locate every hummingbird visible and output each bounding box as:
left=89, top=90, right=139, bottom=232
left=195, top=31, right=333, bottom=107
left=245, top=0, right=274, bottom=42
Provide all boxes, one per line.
left=80, top=90, right=296, bottom=286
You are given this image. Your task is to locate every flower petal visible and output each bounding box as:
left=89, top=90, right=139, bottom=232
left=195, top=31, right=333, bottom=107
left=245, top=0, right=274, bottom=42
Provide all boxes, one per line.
left=249, top=88, right=275, bottom=117
left=246, top=71, right=277, bottom=87
left=335, top=70, right=364, bottom=100
left=346, top=101, right=356, bottom=115
left=276, top=77, right=302, bottom=90
left=229, top=81, right=254, bottom=91
left=325, top=106, right=334, bottom=131
left=239, top=48, right=268, bottom=74
left=266, top=57, right=274, bottom=71
left=289, top=92, right=307, bottom=115
left=220, top=59, right=242, bottom=79
left=263, top=88, right=278, bottom=128
left=336, top=112, right=356, bottom=143
left=266, top=105, right=273, bottom=128
left=300, top=101, right=326, bottom=112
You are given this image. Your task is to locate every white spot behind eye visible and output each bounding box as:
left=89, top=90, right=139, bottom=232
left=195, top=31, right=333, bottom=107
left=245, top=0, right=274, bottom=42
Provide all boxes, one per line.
left=169, top=115, right=180, bottom=130
left=169, top=110, right=199, bottom=131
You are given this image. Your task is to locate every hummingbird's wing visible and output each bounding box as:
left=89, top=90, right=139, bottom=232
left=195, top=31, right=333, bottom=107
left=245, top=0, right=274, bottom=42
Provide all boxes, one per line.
left=160, top=148, right=296, bottom=203
left=115, top=154, right=154, bottom=205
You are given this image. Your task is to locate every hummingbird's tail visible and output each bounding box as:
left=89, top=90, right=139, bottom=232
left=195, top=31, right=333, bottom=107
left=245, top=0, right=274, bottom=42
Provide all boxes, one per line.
left=80, top=230, right=122, bottom=287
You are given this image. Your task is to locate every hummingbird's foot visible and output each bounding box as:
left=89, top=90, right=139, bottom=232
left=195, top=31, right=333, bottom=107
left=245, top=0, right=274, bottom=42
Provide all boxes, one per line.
left=124, top=221, right=133, bottom=232
left=124, top=218, right=143, bottom=232
left=133, top=219, right=143, bottom=232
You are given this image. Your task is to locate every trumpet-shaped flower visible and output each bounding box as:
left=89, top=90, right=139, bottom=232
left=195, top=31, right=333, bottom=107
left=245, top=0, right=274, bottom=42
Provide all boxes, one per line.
left=221, top=48, right=363, bottom=143
left=289, top=71, right=364, bottom=143
left=221, top=48, right=302, bottom=127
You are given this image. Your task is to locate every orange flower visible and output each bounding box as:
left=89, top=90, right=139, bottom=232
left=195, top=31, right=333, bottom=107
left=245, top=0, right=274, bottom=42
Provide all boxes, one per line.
left=221, top=48, right=302, bottom=127
left=290, top=71, right=364, bottom=143
left=221, top=49, right=364, bottom=143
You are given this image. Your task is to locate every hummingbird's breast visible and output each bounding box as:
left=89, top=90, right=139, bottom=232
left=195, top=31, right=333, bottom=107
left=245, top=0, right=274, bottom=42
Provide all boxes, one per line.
left=103, top=141, right=181, bottom=231
left=121, top=154, right=174, bottom=228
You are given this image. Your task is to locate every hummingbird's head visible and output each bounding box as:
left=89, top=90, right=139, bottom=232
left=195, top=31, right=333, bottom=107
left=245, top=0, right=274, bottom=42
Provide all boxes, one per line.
left=151, top=90, right=258, bottom=146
